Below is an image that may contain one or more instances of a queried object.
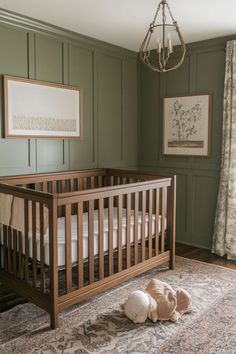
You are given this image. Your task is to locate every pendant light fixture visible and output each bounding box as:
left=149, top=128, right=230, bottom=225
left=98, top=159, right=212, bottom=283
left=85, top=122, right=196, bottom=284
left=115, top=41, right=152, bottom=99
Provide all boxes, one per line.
left=139, top=0, right=186, bottom=72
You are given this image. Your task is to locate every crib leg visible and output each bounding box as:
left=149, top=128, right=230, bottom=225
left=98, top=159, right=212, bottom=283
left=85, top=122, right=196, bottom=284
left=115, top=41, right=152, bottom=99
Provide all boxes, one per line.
left=50, top=307, right=59, bottom=329
left=169, top=252, right=175, bottom=270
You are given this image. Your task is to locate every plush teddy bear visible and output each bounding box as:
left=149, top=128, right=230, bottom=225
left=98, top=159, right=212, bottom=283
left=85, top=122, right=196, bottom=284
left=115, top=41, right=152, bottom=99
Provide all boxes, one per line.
left=124, top=278, right=192, bottom=323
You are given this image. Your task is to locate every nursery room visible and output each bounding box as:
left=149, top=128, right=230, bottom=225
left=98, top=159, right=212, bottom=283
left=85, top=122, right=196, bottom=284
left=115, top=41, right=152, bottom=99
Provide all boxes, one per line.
left=0, top=0, right=236, bottom=353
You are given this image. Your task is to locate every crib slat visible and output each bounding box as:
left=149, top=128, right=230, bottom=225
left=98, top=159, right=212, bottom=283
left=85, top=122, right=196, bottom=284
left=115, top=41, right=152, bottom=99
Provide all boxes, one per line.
left=70, top=179, right=75, bottom=192
left=134, top=192, right=139, bottom=265
left=108, top=196, right=114, bottom=275
left=65, top=204, right=72, bottom=293
left=77, top=202, right=83, bottom=288
left=78, top=178, right=83, bottom=191
left=18, top=231, right=23, bottom=279
left=83, top=177, right=87, bottom=190
left=70, top=179, right=76, bottom=214
left=32, top=201, right=37, bottom=287
left=141, top=191, right=146, bottom=262
left=42, top=182, right=48, bottom=192
left=148, top=190, right=153, bottom=259
left=0, top=229, right=1, bottom=268
left=40, top=203, right=45, bottom=292
left=88, top=200, right=94, bottom=284
left=7, top=227, right=12, bottom=273
left=155, top=189, right=160, bottom=255
left=24, top=199, right=29, bottom=282
left=58, top=181, right=65, bottom=217
left=161, top=187, right=167, bottom=253
left=62, top=180, right=66, bottom=193
left=91, top=176, right=95, bottom=189
left=126, top=193, right=131, bottom=268
left=3, top=225, right=7, bottom=271
left=12, top=230, right=17, bottom=276
left=98, top=198, right=104, bottom=280
left=98, top=176, right=103, bottom=188
left=110, top=176, right=114, bottom=187
left=48, top=198, right=58, bottom=328
left=52, top=181, right=57, bottom=194
left=118, top=195, right=122, bottom=272
left=0, top=233, right=1, bottom=269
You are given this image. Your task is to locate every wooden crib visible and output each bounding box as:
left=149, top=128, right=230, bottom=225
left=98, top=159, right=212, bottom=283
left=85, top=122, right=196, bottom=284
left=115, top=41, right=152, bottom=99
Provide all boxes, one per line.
left=0, top=168, right=176, bottom=329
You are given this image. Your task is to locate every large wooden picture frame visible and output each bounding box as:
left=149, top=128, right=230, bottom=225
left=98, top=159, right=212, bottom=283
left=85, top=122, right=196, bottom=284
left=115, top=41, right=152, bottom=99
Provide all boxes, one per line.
left=163, top=93, right=212, bottom=156
left=4, top=76, right=83, bottom=139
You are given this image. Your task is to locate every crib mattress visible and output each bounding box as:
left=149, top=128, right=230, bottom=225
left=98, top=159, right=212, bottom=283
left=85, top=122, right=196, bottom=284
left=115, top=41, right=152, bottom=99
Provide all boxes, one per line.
left=0, top=208, right=166, bottom=267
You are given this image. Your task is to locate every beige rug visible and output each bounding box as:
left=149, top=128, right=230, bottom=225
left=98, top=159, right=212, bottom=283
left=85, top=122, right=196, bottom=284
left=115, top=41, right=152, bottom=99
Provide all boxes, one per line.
left=1, top=257, right=236, bottom=354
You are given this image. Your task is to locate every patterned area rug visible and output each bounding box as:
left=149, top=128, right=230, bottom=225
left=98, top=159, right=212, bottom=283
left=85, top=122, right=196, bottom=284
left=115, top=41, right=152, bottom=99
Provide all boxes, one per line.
left=1, top=257, right=236, bottom=354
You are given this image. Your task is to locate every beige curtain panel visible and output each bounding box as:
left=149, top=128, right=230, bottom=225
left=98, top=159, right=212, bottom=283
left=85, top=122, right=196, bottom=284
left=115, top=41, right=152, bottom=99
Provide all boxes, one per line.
left=212, top=40, right=236, bottom=260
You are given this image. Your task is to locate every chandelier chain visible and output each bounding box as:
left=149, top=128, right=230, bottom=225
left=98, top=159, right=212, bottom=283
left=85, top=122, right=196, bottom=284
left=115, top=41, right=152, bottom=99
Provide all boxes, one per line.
left=152, top=2, right=161, bottom=26
left=165, top=2, right=176, bottom=23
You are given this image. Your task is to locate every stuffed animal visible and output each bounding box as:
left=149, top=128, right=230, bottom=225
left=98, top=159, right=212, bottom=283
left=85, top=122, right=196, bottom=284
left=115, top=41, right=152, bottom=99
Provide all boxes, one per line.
left=124, top=278, right=192, bottom=323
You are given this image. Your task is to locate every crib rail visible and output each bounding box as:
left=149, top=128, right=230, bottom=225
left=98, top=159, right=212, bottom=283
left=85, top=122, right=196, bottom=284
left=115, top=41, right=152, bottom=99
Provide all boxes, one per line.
left=0, top=168, right=108, bottom=193
left=56, top=176, right=175, bottom=307
left=0, top=168, right=163, bottom=192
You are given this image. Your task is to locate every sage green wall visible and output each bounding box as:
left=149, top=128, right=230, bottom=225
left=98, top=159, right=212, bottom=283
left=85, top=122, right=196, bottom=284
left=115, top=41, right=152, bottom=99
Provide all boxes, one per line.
left=138, top=36, right=231, bottom=249
left=0, top=11, right=138, bottom=175
left=0, top=10, right=233, bottom=250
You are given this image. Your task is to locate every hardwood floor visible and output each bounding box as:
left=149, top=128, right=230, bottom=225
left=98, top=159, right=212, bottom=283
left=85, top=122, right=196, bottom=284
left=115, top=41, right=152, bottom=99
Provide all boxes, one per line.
left=0, top=284, right=27, bottom=312
left=1, top=243, right=236, bottom=313
left=176, top=243, right=236, bottom=270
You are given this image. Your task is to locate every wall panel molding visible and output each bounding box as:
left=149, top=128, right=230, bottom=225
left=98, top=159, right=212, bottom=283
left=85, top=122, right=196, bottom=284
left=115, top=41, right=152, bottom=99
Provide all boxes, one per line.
left=0, top=24, right=37, bottom=176
left=0, top=13, right=138, bottom=176
left=191, top=174, right=219, bottom=248
left=68, top=44, right=96, bottom=169
left=0, top=139, right=36, bottom=176
left=97, top=52, right=122, bottom=166
left=138, top=35, right=230, bottom=249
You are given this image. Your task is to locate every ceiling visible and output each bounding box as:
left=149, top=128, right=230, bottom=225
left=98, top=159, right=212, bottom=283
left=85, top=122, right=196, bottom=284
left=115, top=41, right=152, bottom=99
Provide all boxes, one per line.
left=0, top=0, right=235, bottom=51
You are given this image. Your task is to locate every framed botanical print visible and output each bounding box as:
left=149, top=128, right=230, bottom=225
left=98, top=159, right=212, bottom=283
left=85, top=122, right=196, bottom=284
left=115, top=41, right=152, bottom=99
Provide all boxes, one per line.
left=163, top=93, right=212, bottom=156
left=4, top=76, right=83, bottom=139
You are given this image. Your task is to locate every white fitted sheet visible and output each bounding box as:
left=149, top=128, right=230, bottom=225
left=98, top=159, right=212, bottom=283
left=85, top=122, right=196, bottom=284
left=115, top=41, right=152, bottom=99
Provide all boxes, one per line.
left=0, top=208, right=166, bottom=267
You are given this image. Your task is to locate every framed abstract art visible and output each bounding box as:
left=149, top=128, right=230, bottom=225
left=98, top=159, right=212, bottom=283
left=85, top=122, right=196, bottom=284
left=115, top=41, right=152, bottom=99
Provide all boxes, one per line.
left=4, top=76, right=83, bottom=139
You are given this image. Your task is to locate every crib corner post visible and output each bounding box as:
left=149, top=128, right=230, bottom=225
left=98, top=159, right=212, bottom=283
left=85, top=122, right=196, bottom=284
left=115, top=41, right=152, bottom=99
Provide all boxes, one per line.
left=168, top=175, right=176, bottom=270
left=50, top=308, right=59, bottom=330
left=48, top=196, right=59, bottom=329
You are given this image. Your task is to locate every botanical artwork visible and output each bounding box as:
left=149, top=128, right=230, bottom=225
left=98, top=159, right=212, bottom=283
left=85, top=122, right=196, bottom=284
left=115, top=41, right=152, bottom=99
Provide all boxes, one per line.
left=163, top=94, right=211, bottom=156
left=4, top=76, right=83, bottom=139
left=170, top=100, right=202, bottom=148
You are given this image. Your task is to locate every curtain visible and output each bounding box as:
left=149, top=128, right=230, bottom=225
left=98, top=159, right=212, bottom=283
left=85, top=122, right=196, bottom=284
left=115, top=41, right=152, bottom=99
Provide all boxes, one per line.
left=212, top=40, right=236, bottom=260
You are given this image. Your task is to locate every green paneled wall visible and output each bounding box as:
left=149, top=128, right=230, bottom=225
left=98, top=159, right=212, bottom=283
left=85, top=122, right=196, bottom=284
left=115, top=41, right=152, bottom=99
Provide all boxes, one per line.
left=68, top=44, right=95, bottom=169
left=0, top=9, right=234, bottom=251
left=138, top=37, right=229, bottom=249
left=97, top=53, right=122, bottom=165
left=0, top=25, right=36, bottom=175
left=0, top=13, right=138, bottom=175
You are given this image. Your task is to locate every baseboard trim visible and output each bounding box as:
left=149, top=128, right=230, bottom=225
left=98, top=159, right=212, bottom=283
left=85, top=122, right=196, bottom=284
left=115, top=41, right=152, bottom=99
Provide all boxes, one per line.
left=176, top=240, right=211, bottom=251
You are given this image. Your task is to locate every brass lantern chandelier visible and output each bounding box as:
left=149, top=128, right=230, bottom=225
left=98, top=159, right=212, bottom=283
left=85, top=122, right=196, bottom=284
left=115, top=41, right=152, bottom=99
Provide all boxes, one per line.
left=139, top=0, right=186, bottom=72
